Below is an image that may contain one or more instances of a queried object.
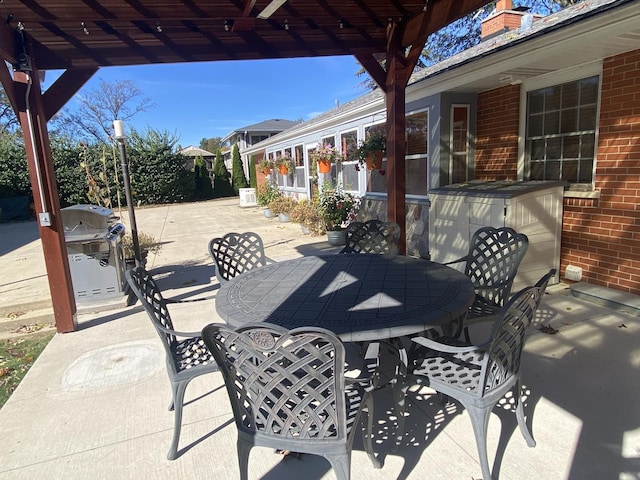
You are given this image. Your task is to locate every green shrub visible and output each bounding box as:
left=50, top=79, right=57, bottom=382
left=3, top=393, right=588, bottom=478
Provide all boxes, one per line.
left=0, top=133, right=30, bottom=199
left=291, top=198, right=325, bottom=235
left=257, top=181, right=282, bottom=207
left=268, top=195, right=297, bottom=215
left=121, top=231, right=162, bottom=259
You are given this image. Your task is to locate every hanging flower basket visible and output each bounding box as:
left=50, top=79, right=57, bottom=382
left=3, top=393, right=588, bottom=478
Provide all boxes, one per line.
left=366, top=151, right=383, bottom=170
left=310, top=142, right=343, bottom=175
left=317, top=160, right=331, bottom=173
left=258, top=159, right=274, bottom=176
left=352, top=131, right=386, bottom=172
left=274, top=154, right=294, bottom=176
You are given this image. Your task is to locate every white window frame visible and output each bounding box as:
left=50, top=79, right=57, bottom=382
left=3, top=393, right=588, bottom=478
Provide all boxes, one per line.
left=361, top=121, right=387, bottom=197
left=450, top=104, right=470, bottom=185
left=404, top=107, right=429, bottom=199
left=518, top=62, right=602, bottom=195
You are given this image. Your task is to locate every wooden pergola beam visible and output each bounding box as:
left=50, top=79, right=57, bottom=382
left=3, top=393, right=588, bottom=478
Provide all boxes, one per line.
left=43, top=68, right=98, bottom=121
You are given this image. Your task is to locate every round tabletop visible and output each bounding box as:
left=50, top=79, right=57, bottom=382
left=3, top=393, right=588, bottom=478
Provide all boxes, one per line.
left=215, top=254, right=475, bottom=342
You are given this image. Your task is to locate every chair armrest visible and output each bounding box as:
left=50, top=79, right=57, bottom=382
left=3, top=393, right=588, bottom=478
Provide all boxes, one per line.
left=442, top=255, right=468, bottom=266
left=153, top=321, right=202, bottom=339
left=165, top=295, right=216, bottom=304
left=164, top=285, right=220, bottom=304
left=410, top=335, right=482, bottom=354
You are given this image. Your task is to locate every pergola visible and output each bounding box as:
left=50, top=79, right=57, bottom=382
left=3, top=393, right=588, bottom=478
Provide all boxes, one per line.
left=0, top=0, right=489, bottom=333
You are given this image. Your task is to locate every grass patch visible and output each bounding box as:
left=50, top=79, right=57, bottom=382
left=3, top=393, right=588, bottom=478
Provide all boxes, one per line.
left=0, top=332, right=55, bottom=409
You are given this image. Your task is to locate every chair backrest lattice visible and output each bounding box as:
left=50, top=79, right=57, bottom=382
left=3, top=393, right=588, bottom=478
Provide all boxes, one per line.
left=341, top=220, right=401, bottom=255
left=208, top=232, right=270, bottom=282
left=202, top=323, right=348, bottom=442
left=127, top=266, right=177, bottom=350
left=481, top=269, right=553, bottom=395
left=465, top=226, right=528, bottom=306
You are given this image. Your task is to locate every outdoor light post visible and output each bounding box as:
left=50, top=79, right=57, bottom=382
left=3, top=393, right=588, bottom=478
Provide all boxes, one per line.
left=113, top=119, right=142, bottom=267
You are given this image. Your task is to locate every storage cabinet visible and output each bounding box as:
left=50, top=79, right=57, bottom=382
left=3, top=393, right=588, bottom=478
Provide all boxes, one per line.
left=429, top=180, right=564, bottom=291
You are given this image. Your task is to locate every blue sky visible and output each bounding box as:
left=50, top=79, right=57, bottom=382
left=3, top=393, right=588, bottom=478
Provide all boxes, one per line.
left=47, top=56, right=368, bottom=148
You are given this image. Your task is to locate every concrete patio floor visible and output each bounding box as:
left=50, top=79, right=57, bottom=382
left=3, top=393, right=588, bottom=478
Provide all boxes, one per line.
left=0, top=198, right=638, bottom=479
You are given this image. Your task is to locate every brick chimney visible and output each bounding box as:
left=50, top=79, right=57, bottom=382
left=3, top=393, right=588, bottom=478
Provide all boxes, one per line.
left=481, top=0, right=532, bottom=39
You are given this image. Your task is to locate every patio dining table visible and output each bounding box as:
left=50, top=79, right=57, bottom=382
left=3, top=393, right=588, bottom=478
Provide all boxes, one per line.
left=215, top=253, right=475, bottom=342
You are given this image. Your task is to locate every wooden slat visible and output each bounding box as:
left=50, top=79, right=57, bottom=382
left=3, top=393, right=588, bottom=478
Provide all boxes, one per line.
left=0, top=1, right=489, bottom=69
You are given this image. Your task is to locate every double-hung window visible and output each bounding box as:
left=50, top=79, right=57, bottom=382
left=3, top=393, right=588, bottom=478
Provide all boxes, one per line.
left=524, top=75, right=599, bottom=189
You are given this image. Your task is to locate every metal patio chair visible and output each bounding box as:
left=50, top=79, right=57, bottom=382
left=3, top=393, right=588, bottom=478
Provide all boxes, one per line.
left=397, top=269, right=554, bottom=480
left=208, top=231, right=275, bottom=283
left=340, top=220, right=401, bottom=255
left=201, top=322, right=381, bottom=480
left=447, top=226, right=528, bottom=341
left=125, top=266, right=219, bottom=460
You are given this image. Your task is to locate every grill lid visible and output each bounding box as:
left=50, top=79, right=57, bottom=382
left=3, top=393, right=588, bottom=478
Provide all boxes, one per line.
left=61, top=204, right=118, bottom=241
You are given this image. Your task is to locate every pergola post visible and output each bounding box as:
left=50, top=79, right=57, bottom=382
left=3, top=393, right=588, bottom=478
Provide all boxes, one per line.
left=358, top=12, right=439, bottom=256
left=385, top=30, right=408, bottom=254
left=13, top=65, right=77, bottom=333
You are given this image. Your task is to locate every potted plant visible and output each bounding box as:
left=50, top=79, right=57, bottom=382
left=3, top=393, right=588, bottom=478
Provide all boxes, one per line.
left=318, top=182, right=356, bottom=245
left=122, top=231, right=162, bottom=267
left=353, top=131, right=386, bottom=172
left=257, top=181, right=282, bottom=217
left=258, top=158, right=274, bottom=176
left=274, top=154, right=294, bottom=175
left=310, top=142, right=343, bottom=174
left=291, top=198, right=326, bottom=235
left=267, top=195, right=298, bottom=223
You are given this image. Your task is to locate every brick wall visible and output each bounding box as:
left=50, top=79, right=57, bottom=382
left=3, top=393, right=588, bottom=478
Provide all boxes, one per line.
left=475, top=84, right=520, bottom=180
left=562, top=49, right=640, bottom=294
left=473, top=50, right=640, bottom=294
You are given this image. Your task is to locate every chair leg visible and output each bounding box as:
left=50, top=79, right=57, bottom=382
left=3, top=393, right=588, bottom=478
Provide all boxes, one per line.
left=463, top=327, right=472, bottom=344
left=464, top=402, right=495, bottom=480
left=363, top=396, right=382, bottom=469
left=392, top=344, right=409, bottom=451
left=326, top=453, right=351, bottom=480
left=237, top=440, right=252, bottom=480
left=167, top=380, right=188, bottom=460
left=515, top=382, right=536, bottom=448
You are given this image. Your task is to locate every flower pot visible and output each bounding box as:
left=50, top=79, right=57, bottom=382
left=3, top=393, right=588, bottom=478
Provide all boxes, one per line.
left=326, top=229, right=346, bottom=246
left=317, top=160, right=331, bottom=173
left=278, top=213, right=290, bottom=223
left=279, top=165, right=289, bottom=175
left=366, top=151, right=383, bottom=170
left=263, top=207, right=275, bottom=218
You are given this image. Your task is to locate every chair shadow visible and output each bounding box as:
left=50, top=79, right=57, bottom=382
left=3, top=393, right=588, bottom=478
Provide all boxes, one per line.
left=371, top=385, right=464, bottom=480
left=151, top=262, right=216, bottom=290
left=177, top=418, right=235, bottom=458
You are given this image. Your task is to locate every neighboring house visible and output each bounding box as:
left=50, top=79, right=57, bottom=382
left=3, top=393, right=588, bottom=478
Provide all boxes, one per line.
left=178, top=145, right=216, bottom=179
left=221, top=118, right=301, bottom=173
left=245, top=0, right=640, bottom=295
